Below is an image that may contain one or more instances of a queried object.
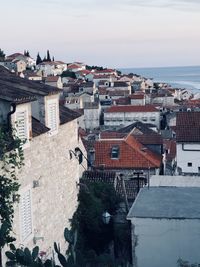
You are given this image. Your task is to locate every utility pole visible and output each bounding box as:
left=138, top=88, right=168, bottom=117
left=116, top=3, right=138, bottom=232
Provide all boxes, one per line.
left=119, top=173, right=129, bottom=213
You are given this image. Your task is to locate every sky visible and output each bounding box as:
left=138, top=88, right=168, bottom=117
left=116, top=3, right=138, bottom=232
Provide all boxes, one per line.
left=1, top=0, right=200, bottom=68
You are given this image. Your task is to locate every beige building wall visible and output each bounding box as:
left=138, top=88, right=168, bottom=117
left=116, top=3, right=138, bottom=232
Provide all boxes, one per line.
left=2, top=118, right=86, bottom=263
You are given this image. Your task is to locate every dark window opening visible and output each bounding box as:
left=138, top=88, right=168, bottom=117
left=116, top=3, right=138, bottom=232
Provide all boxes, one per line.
left=111, top=146, right=119, bottom=159
left=188, top=162, right=192, bottom=167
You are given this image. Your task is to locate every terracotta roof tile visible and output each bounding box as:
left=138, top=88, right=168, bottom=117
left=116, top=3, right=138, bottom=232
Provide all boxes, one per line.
left=105, top=105, right=158, bottom=113
left=59, top=105, right=82, bottom=124
left=32, top=117, right=50, bottom=137
left=94, top=135, right=162, bottom=170
left=176, top=112, right=200, bottom=142
left=163, top=140, right=176, bottom=161
left=81, top=170, right=147, bottom=201
left=129, top=94, right=145, bottom=100
left=45, top=76, right=59, bottom=82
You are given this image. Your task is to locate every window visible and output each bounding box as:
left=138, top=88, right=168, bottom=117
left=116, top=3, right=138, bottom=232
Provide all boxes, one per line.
left=150, top=116, right=156, bottom=121
left=16, top=110, right=28, bottom=142
left=142, top=116, right=148, bottom=121
left=188, top=162, right=192, bottom=167
left=111, top=146, right=119, bottom=159
left=20, top=189, right=32, bottom=241
left=47, top=102, right=57, bottom=132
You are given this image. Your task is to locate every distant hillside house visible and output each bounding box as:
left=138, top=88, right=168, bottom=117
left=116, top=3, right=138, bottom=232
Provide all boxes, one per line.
left=67, top=62, right=86, bottom=72
left=44, top=75, right=63, bottom=89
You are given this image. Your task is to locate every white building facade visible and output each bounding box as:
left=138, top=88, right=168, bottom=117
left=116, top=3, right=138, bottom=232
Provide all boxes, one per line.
left=104, top=105, right=160, bottom=129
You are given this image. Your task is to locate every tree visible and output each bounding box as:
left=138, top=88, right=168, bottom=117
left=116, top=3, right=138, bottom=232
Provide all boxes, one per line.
left=70, top=182, right=121, bottom=263
left=36, top=53, right=42, bottom=65
left=61, top=70, right=76, bottom=79
left=5, top=181, right=125, bottom=267
left=43, top=56, right=47, bottom=62
left=0, top=124, right=24, bottom=267
left=0, top=49, right=5, bottom=61
left=24, top=50, right=30, bottom=57
left=47, top=50, right=51, bottom=62
left=86, top=65, right=104, bottom=71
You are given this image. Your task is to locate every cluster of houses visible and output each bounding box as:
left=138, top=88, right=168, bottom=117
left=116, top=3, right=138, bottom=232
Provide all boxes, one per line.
left=1, top=51, right=200, bottom=266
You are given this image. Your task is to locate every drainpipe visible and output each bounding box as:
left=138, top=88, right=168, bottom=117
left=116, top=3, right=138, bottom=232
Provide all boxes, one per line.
left=7, top=103, right=16, bottom=131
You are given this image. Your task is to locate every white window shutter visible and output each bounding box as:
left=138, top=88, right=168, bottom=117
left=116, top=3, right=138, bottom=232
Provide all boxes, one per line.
left=20, top=190, right=32, bottom=241
left=48, top=103, right=57, bottom=132
left=16, top=111, right=28, bottom=141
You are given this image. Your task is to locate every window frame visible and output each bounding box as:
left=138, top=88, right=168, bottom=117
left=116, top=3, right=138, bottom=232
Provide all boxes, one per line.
left=46, top=98, right=59, bottom=135
left=14, top=104, right=30, bottom=147
left=111, top=146, right=120, bottom=159
left=19, top=186, right=33, bottom=243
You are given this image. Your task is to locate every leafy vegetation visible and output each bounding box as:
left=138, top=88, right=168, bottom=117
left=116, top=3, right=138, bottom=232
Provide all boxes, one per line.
left=0, top=124, right=25, bottom=266
left=86, top=65, right=105, bottom=71
left=0, top=49, right=5, bottom=61
left=68, top=182, right=121, bottom=265
left=61, top=70, right=76, bottom=79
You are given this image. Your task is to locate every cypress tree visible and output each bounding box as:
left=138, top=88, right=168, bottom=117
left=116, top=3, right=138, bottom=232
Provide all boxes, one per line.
left=47, top=50, right=51, bottom=62
left=36, top=52, right=42, bottom=65
left=0, top=49, right=5, bottom=61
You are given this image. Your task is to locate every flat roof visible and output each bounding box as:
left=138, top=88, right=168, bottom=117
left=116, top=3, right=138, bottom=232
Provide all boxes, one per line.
left=127, top=187, right=200, bottom=220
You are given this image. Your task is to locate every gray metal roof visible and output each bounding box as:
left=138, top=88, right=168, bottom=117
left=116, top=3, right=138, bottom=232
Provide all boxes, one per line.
left=127, top=187, right=200, bottom=219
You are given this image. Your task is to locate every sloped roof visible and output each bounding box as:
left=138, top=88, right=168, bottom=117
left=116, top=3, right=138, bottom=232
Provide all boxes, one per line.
left=105, top=105, right=158, bottom=113
left=163, top=139, right=176, bottom=161
left=117, top=122, right=163, bottom=145
left=59, top=105, right=82, bottom=124
left=81, top=170, right=146, bottom=201
left=129, top=94, right=145, bottom=100
left=94, top=134, right=162, bottom=170
left=113, top=81, right=129, bottom=87
left=127, top=187, right=200, bottom=219
left=32, top=117, right=50, bottom=137
left=115, top=97, right=130, bottom=105
left=45, top=76, right=60, bottom=82
left=0, top=66, right=61, bottom=96
left=176, top=112, right=200, bottom=142
left=0, top=81, right=36, bottom=104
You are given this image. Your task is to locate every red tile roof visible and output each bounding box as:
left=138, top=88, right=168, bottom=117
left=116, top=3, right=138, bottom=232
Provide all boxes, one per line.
left=95, top=69, right=116, bottom=74
left=105, top=105, right=158, bottom=113
left=93, top=74, right=114, bottom=79
left=98, top=87, right=108, bottom=95
left=45, top=76, right=59, bottom=82
left=115, top=97, right=130, bottom=105
left=108, top=90, right=129, bottom=97
left=129, top=94, right=145, bottom=100
left=176, top=112, right=200, bottom=142
left=94, top=135, right=162, bottom=170
left=67, top=64, right=81, bottom=69
left=163, top=140, right=176, bottom=161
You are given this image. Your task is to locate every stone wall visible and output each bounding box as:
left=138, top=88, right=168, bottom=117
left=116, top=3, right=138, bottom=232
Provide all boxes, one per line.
left=7, top=118, right=86, bottom=261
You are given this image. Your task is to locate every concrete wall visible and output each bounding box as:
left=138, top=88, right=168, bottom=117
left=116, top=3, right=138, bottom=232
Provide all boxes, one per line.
left=177, top=143, right=200, bottom=174
left=6, top=118, right=86, bottom=261
left=84, top=107, right=100, bottom=130
left=131, top=217, right=200, bottom=267
left=150, top=175, right=200, bottom=187
left=104, top=111, right=160, bottom=129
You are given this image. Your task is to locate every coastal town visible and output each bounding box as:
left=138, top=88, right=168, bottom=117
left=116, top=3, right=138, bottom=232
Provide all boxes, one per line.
left=0, top=49, right=200, bottom=267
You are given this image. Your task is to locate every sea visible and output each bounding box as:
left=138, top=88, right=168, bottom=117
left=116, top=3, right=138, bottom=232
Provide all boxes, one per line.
left=120, top=65, right=200, bottom=93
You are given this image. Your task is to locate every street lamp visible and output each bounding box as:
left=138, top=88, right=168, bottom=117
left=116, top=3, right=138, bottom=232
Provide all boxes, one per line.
left=102, top=211, right=112, bottom=224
